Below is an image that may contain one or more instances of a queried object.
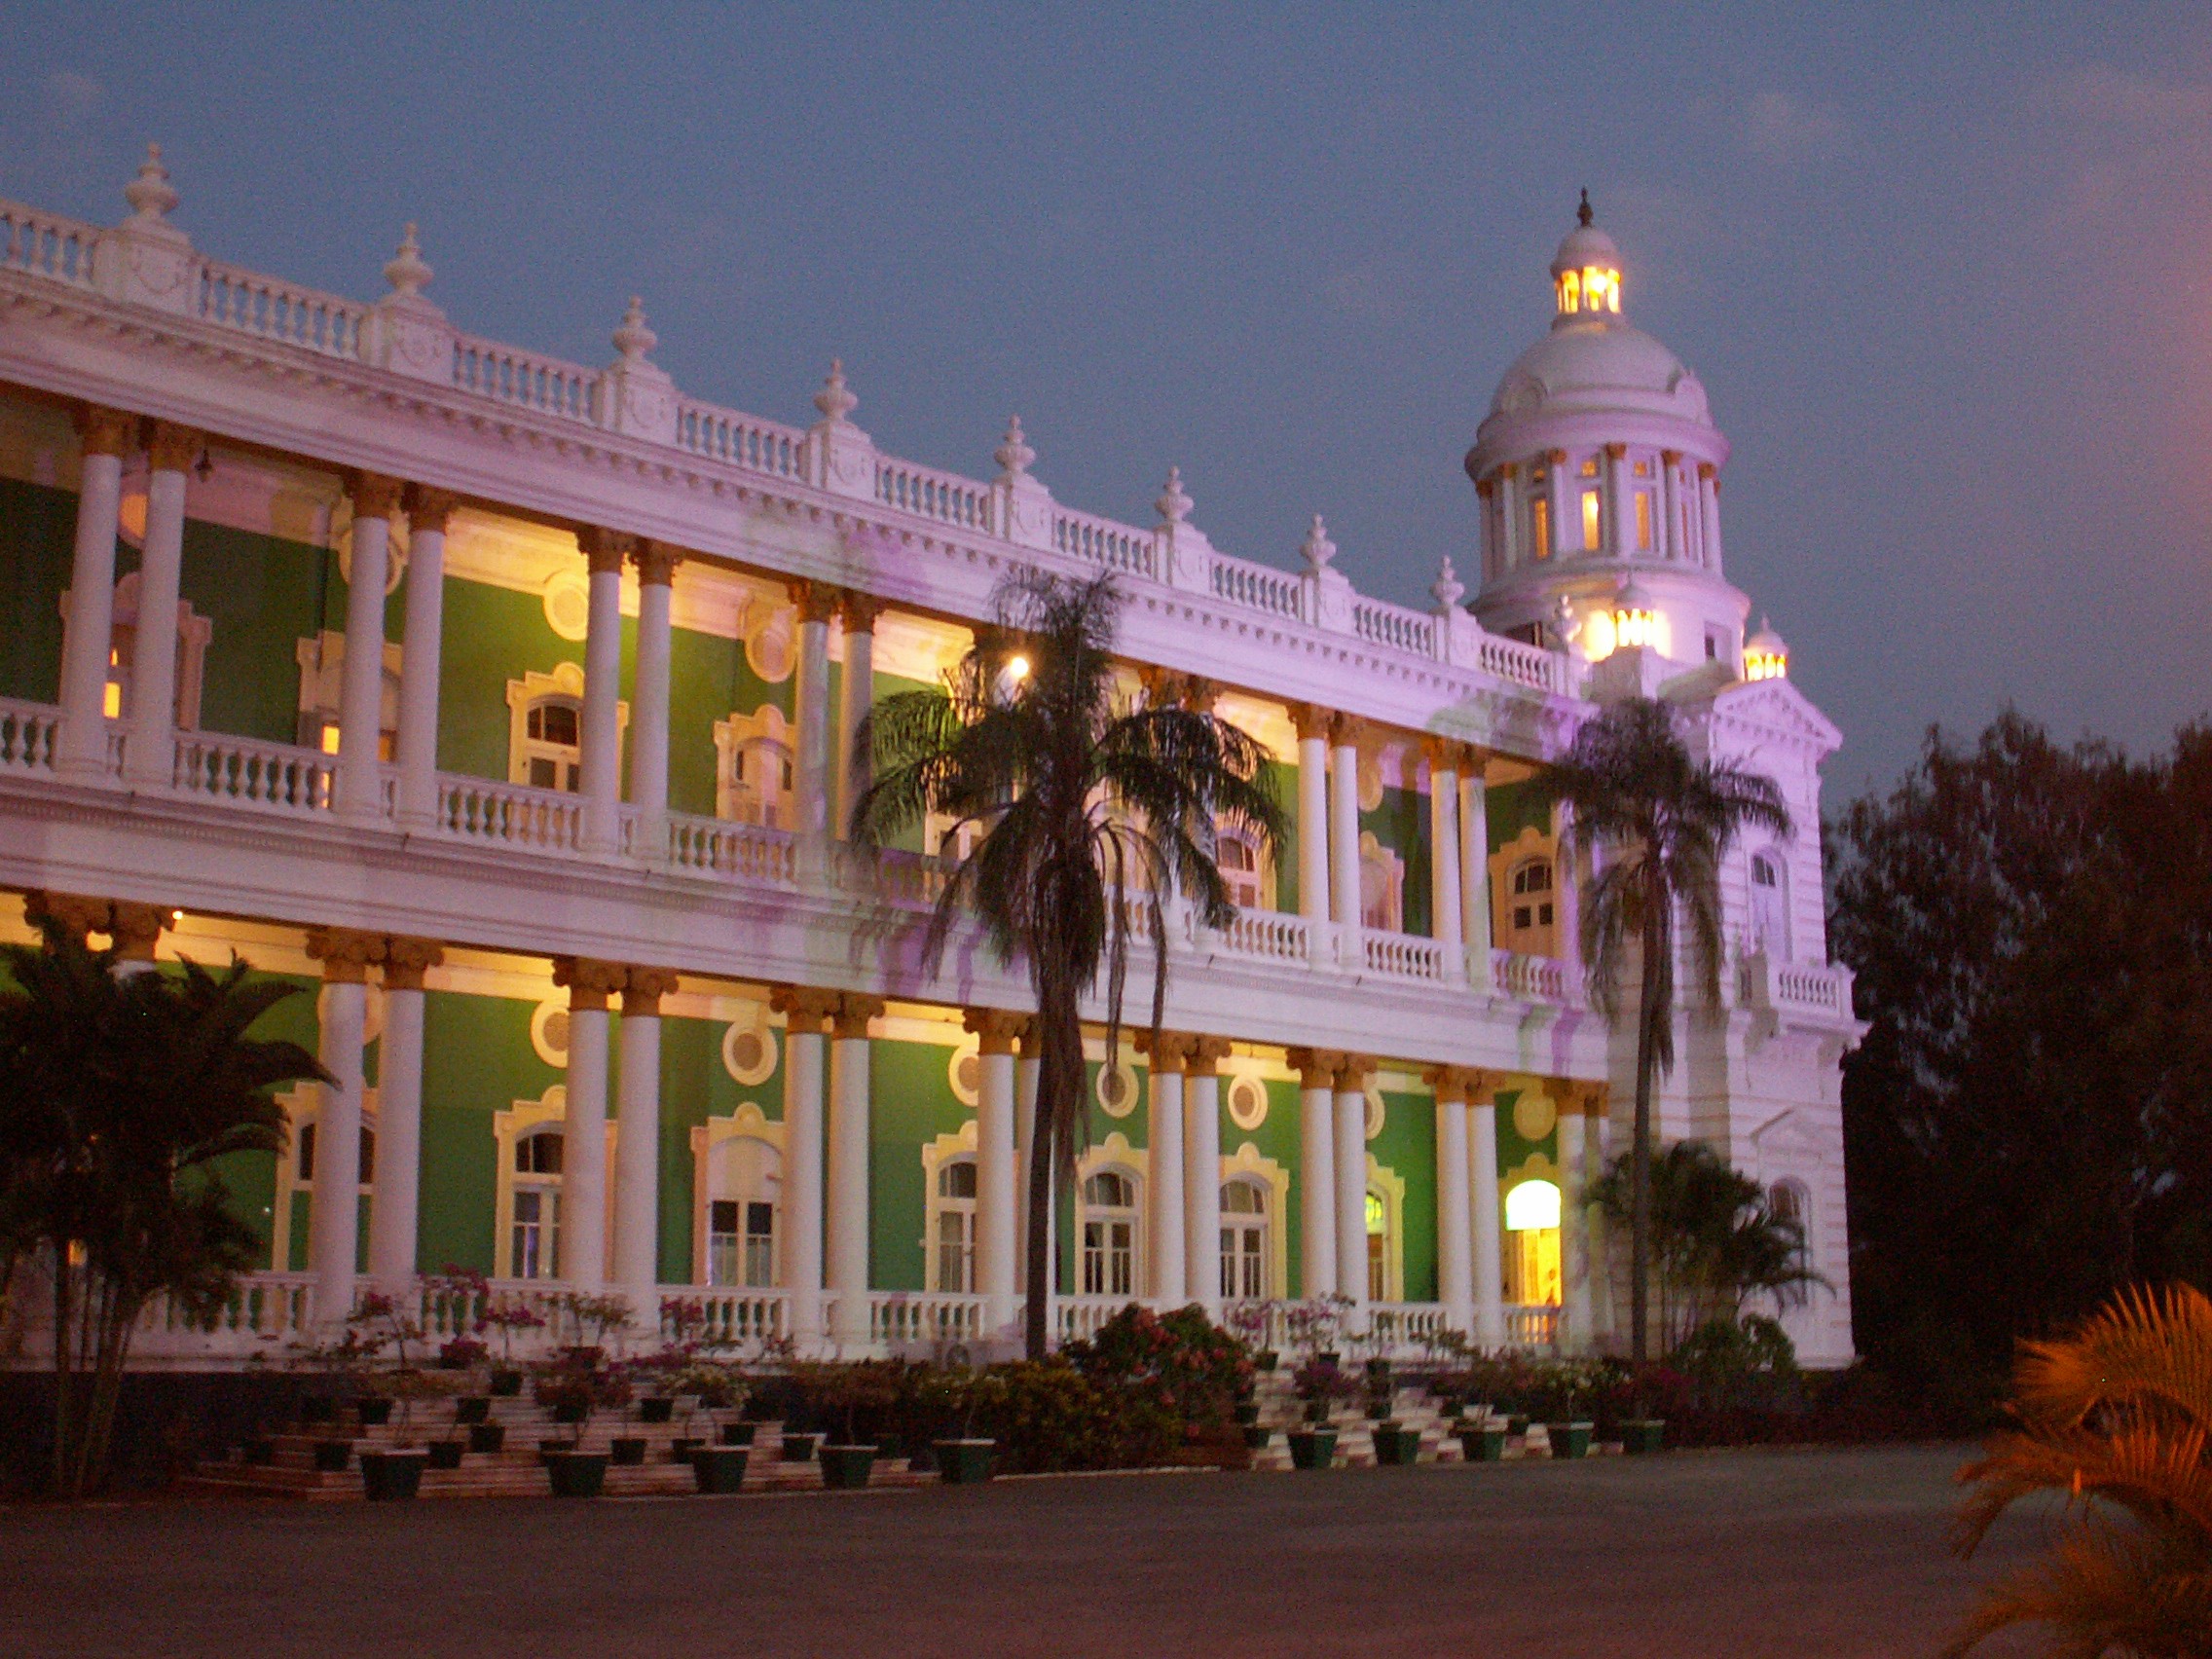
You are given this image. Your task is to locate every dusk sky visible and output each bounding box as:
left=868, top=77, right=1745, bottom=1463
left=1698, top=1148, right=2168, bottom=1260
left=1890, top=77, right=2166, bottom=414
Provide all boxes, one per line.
left=4, top=4, right=2206, bottom=793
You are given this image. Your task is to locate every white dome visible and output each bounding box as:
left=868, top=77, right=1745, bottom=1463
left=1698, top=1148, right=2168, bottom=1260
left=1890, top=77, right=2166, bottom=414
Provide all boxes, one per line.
left=1488, top=320, right=1712, bottom=424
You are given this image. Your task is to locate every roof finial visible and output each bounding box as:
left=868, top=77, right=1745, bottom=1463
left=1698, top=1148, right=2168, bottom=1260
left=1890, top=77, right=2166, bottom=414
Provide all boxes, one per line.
left=1576, top=187, right=1593, bottom=229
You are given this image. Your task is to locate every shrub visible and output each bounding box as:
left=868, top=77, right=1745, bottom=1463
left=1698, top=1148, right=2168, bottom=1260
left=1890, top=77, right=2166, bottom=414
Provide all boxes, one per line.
left=1062, top=1304, right=1251, bottom=1434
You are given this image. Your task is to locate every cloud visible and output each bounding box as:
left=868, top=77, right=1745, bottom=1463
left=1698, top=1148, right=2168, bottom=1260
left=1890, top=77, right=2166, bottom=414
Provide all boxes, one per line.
left=1744, top=91, right=1848, bottom=166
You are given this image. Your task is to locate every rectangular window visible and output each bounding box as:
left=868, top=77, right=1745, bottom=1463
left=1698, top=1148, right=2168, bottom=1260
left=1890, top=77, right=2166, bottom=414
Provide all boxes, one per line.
left=709, top=1199, right=740, bottom=1286
left=745, top=1201, right=775, bottom=1288
left=1530, top=498, right=1551, bottom=560
left=1635, top=492, right=1653, bottom=552
left=1581, top=491, right=1603, bottom=553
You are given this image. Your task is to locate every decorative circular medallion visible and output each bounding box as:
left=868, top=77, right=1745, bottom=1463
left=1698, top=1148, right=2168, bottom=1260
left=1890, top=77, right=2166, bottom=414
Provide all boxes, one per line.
left=747, top=608, right=795, bottom=683
left=1513, top=1090, right=1558, bottom=1143
left=1227, top=1074, right=1269, bottom=1131
left=1364, top=1085, right=1385, bottom=1141
left=721, top=1017, right=778, bottom=1087
left=948, top=1045, right=980, bottom=1107
left=1095, top=1060, right=1138, bottom=1120
left=542, top=570, right=591, bottom=643
left=530, top=998, right=571, bottom=1068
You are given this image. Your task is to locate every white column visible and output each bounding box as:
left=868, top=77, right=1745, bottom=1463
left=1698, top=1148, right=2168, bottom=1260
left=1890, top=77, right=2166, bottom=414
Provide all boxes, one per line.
left=1328, top=715, right=1363, bottom=940
left=827, top=996, right=879, bottom=1346
left=123, top=422, right=195, bottom=788
left=55, top=407, right=130, bottom=778
left=792, top=582, right=835, bottom=870
left=1476, top=479, right=1499, bottom=581
left=1660, top=450, right=1682, bottom=561
left=1470, top=1089, right=1505, bottom=1349
left=836, top=594, right=879, bottom=839
left=1183, top=1047, right=1224, bottom=1313
left=613, top=970, right=673, bottom=1315
left=1433, top=1076, right=1474, bottom=1340
left=366, top=941, right=438, bottom=1292
left=1145, top=1043, right=1187, bottom=1303
left=1560, top=1102, right=1591, bottom=1354
left=1603, top=442, right=1629, bottom=557
left=335, top=474, right=397, bottom=822
left=1552, top=796, right=1582, bottom=995
left=626, top=543, right=680, bottom=859
left=1014, top=1037, right=1048, bottom=1292
left=1333, top=1066, right=1370, bottom=1323
left=968, top=1012, right=1019, bottom=1337
left=774, top=989, right=830, bottom=1346
left=1587, top=1093, right=1615, bottom=1347
left=1459, top=764, right=1493, bottom=989
left=1545, top=449, right=1572, bottom=559
left=1497, top=465, right=1522, bottom=571
left=1294, top=709, right=1330, bottom=952
left=577, top=530, right=627, bottom=856
left=305, top=931, right=376, bottom=1324
left=1697, top=462, right=1723, bottom=571
left=1427, top=745, right=1463, bottom=965
left=555, top=960, right=615, bottom=1291
left=394, top=490, right=452, bottom=827
left=1293, top=1052, right=1338, bottom=1301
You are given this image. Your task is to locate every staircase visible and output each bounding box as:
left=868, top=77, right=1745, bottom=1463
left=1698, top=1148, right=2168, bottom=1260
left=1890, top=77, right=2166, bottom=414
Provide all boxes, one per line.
left=1241, top=1370, right=1565, bottom=1471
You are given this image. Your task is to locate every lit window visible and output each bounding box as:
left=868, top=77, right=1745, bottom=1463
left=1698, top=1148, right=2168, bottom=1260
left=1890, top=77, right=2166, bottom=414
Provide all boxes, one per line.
left=934, top=1158, right=977, bottom=1293
left=1505, top=1178, right=1560, bottom=1232
left=319, top=723, right=342, bottom=756
left=1530, top=498, right=1550, bottom=560
left=1364, top=1189, right=1390, bottom=1303
left=1635, top=492, right=1653, bottom=552
left=522, top=698, right=581, bottom=792
left=1081, top=1170, right=1138, bottom=1298
left=511, top=1127, right=564, bottom=1280
left=1581, top=491, right=1602, bottom=553
left=1220, top=1179, right=1269, bottom=1301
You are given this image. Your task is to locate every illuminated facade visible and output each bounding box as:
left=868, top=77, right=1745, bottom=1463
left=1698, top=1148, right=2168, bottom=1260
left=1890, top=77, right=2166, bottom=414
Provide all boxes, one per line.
left=0, top=155, right=1860, bottom=1372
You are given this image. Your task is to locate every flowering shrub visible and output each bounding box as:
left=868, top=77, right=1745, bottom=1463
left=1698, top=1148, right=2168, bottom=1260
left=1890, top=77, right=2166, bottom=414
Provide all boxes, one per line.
left=964, top=1360, right=1178, bottom=1473
left=475, top=1296, right=547, bottom=1365
left=1062, top=1305, right=1251, bottom=1434
left=437, top=1335, right=489, bottom=1369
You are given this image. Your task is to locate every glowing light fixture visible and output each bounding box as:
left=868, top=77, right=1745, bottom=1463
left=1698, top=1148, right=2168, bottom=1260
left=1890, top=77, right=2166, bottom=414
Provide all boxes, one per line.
left=1005, top=654, right=1030, bottom=682
left=1611, top=578, right=1665, bottom=654
left=1743, top=619, right=1789, bottom=682
left=1504, top=1178, right=1561, bottom=1232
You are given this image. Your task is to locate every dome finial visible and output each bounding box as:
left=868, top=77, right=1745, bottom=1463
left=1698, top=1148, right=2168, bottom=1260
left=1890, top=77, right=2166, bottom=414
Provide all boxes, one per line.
left=1576, top=187, right=1593, bottom=229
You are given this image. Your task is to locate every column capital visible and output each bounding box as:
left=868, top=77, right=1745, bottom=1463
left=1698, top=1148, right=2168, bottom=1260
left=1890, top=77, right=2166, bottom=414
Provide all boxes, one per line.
left=1463, top=1068, right=1509, bottom=1105
left=1283, top=1046, right=1346, bottom=1088
left=1545, top=448, right=1567, bottom=465
left=621, top=966, right=682, bottom=1016
left=1603, top=441, right=1628, bottom=461
left=350, top=472, right=406, bottom=521
left=147, top=421, right=201, bottom=474
left=831, top=993, right=885, bottom=1040
left=1498, top=461, right=1519, bottom=480
left=1459, top=743, right=1490, bottom=777
left=962, top=1008, right=1028, bottom=1054
left=634, top=539, right=684, bottom=587
left=407, top=487, right=461, bottom=535
left=380, top=937, right=445, bottom=990
left=1422, top=736, right=1462, bottom=774
left=577, top=526, right=635, bottom=576
left=839, top=590, right=887, bottom=634
left=1333, top=1053, right=1379, bottom=1090
left=1423, top=1064, right=1473, bottom=1104
left=1328, top=711, right=1366, bottom=749
left=1184, top=1034, right=1233, bottom=1078
left=1474, top=476, right=1494, bottom=500
left=74, top=405, right=136, bottom=458
left=1660, top=448, right=1682, bottom=465
left=787, top=578, right=842, bottom=624
left=552, top=955, right=628, bottom=1011
left=769, top=984, right=842, bottom=1032
left=1563, top=1081, right=1609, bottom=1117
left=21, top=891, right=167, bottom=955
left=1697, top=461, right=1717, bottom=481
left=306, top=926, right=386, bottom=984
left=1135, top=1029, right=1195, bottom=1074
left=1291, top=703, right=1333, bottom=743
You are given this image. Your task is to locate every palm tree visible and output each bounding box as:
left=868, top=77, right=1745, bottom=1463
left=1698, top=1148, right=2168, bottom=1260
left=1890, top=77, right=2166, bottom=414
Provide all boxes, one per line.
left=1550, top=697, right=1790, bottom=1362
left=1947, top=1282, right=2212, bottom=1656
left=0, top=927, right=323, bottom=1495
left=852, top=570, right=1284, bottom=1359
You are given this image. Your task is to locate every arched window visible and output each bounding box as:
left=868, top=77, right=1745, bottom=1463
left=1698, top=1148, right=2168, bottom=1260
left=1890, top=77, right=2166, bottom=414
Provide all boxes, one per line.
left=1503, top=1178, right=1562, bottom=1307
left=1365, top=1189, right=1389, bottom=1302
left=1749, top=851, right=1789, bottom=960
left=511, top=1127, right=565, bottom=1280
left=1768, top=1179, right=1812, bottom=1271
left=1220, top=1178, right=1270, bottom=1301
left=1217, top=828, right=1267, bottom=911
left=1358, top=833, right=1404, bottom=932
left=520, top=697, right=581, bottom=793
left=706, top=1135, right=781, bottom=1288
left=296, top=1120, right=377, bottom=1186
left=933, top=1158, right=977, bottom=1293
left=1505, top=858, right=1555, bottom=949
left=730, top=737, right=793, bottom=830
left=1080, top=1169, right=1139, bottom=1298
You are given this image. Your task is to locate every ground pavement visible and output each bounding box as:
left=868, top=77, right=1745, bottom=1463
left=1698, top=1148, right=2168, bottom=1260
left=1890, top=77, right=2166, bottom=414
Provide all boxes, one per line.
left=0, top=1443, right=2049, bottom=1658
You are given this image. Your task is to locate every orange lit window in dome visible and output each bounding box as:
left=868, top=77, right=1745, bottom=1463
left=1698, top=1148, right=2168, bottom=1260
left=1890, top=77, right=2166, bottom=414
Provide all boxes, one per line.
left=1635, top=492, right=1653, bottom=551
left=1530, top=498, right=1551, bottom=560
left=1580, top=491, right=1602, bottom=553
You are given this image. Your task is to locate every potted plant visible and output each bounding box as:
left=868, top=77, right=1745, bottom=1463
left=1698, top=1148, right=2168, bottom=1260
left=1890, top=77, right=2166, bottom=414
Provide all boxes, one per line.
left=806, top=1361, right=897, bottom=1491
left=1372, top=1420, right=1423, bottom=1465
left=532, top=1346, right=630, bottom=1497
left=1535, top=1361, right=1597, bottom=1460
left=930, top=1366, right=999, bottom=1486
left=351, top=1295, right=441, bottom=1499
left=1456, top=1418, right=1509, bottom=1462
left=477, top=1296, right=546, bottom=1395
left=1287, top=1355, right=1354, bottom=1469
left=288, top=1326, right=385, bottom=1474
left=437, top=1333, right=489, bottom=1373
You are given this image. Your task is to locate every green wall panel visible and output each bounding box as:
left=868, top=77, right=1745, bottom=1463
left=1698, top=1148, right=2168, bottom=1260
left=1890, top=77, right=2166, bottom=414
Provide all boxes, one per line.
left=652, top=1013, right=786, bottom=1285
left=1372, top=1088, right=1439, bottom=1304
left=867, top=1037, right=968, bottom=1294
left=417, top=989, right=560, bottom=1273
left=0, top=478, right=77, bottom=704
left=181, top=521, right=334, bottom=745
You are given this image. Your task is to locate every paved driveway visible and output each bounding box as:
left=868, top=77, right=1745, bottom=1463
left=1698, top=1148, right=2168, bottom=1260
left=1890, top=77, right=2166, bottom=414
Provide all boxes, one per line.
left=0, top=1445, right=2046, bottom=1658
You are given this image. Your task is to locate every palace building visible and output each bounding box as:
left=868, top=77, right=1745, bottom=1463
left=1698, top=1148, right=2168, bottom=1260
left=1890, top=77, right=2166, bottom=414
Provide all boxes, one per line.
left=0, top=155, right=1862, bottom=1370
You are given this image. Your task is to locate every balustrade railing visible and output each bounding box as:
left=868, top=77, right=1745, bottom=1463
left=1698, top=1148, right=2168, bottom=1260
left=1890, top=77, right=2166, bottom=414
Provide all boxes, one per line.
left=1351, top=596, right=1436, bottom=657
left=869, top=1291, right=985, bottom=1350
left=1491, top=949, right=1568, bottom=1004
left=1479, top=632, right=1569, bottom=694
left=1214, top=909, right=1309, bottom=964
left=172, top=732, right=336, bottom=815
left=666, top=810, right=795, bottom=884
left=673, top=398, right=805, bottom=478
left=1052, top=507, right=1156, bottom=579
left=0, top=698, right=57, bottom=773
left=434, top=776, right=583, bottom=852
left=199, top=260, right=367, bottom=359
left=451, top=333, right=598, bottom=423
left=1738, top=952, right=1854, bottom=1021
left=1505, top=1304, right=1560, bottom=1348
left=0, top=203, right=98, bottom=287
left=1363, top=932, right=1448, bottom=981
left=875, top=459, right=991, bottom=533
left=1210, top=553, right=1304, bottom=618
